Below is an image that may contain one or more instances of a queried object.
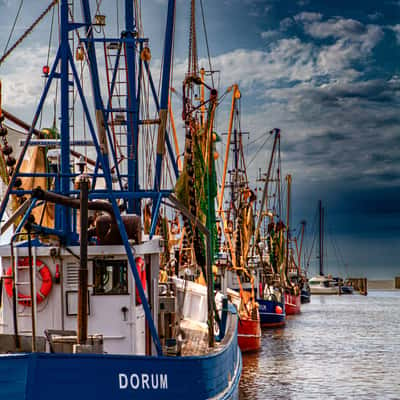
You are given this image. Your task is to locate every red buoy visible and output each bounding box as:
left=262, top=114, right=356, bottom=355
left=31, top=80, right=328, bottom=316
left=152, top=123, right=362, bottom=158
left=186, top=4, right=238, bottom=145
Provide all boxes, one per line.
left=275, top=305, right=283, bottom=315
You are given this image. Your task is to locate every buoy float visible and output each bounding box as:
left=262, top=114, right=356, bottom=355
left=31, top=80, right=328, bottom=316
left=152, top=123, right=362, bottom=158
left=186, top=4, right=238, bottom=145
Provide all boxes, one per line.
left=275, top=305, right=283, bottom=315
left=4, top=258, right=53, bottom=307
left=135, top=257, right=147, bottom=305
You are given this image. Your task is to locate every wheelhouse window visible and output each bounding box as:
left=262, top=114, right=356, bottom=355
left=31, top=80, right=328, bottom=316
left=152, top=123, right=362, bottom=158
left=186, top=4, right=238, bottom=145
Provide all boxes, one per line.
left=93, top=259, right=128, bottom=295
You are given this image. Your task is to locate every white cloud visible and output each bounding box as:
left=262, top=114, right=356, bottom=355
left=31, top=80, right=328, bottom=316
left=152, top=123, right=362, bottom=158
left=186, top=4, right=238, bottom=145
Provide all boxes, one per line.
left=390, top=24, right=400, bottom=44
left=368, top=12, right=383, bottom=21
left=167, top=14, right=389, bottom=188
left=280, top=17, right=294, bottom=31
left=1, top=45, right=51, bottom=109
left=291, top=15, right=384, bottom=80
left=260, top=30, right=280, bottom=41
left=294, top=12, right=322, bottom=23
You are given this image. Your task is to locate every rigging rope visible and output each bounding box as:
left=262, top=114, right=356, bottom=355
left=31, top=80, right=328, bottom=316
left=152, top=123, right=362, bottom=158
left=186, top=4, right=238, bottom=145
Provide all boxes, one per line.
left=39, top=3, right=56, bottom=129
left=0, top=0, right=58, bottom=67
left=199, top=0, right=214, bottom=87
left=3, top=0, right=24, bottom=56
left=246, top=133, right=272, bottom=168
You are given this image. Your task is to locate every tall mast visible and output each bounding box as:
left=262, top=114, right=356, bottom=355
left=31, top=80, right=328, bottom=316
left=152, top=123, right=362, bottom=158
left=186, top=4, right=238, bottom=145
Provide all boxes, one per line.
left=188, top=0, right=198, bottom=77
left=319, top=200, right=324, bottom=276
left=125, top=0, right=139, bottom=214
left=254, top=128, right=280, bottom=243
left=218, top=84, right=240, bottom=216
left=285, top=175, right=291, bottom=274
left=298, top=221, right=306, bottom=271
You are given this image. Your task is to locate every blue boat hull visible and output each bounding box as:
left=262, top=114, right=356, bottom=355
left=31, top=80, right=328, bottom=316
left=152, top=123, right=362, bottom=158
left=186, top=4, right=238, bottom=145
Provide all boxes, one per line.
left=0, top=314, right=241, bottom=400
left=257, top=298, right=286, bottom=327
left=340, top=286, right=354, bottom=294
left=301, top=289, right=311, bottom=303
left=0, top=349, right=241, bottom=400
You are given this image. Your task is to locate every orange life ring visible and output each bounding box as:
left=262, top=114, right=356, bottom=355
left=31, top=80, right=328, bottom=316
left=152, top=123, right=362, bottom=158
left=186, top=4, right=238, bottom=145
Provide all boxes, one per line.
left=4, top=258, right=53, bottom=307
left=135, top=257, right=147, bottom=305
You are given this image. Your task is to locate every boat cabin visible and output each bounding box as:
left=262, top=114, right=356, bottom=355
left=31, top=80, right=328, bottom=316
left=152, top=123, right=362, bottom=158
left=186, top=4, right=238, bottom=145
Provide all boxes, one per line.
left=0, top=239, right=162, bottom=355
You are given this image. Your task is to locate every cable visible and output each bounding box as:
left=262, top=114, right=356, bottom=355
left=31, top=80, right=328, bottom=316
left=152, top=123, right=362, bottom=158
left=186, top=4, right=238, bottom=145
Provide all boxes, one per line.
left=0, top=0, right=58, bottom=67
left=3, top=0, right=24, bottom=56
left=199, top=0, right=214, bottom=87
left=39, top=3, right=56, bottom=129
left=246, top=133, right=273, bottom=168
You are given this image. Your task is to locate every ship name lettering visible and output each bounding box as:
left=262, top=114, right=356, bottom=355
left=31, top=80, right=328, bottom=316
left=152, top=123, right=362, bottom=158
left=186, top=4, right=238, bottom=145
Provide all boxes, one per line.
left=118, top=373, right=168, bottom=390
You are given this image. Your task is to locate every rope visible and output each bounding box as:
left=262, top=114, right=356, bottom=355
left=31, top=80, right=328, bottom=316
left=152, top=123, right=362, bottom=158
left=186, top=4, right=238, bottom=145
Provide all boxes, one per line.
left=3, top=0, right=24, bottom=56
left=199, top=0, right=214, bottom=87
left=39, top=3, right=56, bottom=129
left=0, top=0, right=58, bottom=67
left=246, top=133, right=272, bottom=168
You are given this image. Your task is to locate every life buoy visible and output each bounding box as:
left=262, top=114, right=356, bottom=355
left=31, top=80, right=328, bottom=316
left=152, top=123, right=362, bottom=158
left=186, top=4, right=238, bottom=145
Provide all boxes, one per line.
left=4, top=258, right=52, bottom=307
left=135, top=257, right=147, bottom=305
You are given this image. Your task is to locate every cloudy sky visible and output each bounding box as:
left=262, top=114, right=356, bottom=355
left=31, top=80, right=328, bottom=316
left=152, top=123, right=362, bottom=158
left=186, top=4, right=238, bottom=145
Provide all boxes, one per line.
left=0, top=0, right=399, bottom=278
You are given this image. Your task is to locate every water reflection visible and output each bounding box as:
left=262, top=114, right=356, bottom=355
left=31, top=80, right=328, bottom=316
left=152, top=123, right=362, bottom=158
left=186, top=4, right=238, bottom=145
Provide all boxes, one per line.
left=239, top=291, right=400, bottom=399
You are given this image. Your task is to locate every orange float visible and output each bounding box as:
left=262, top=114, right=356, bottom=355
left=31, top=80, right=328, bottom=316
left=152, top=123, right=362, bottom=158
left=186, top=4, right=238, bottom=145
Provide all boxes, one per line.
left=4, top=258, right=52, bottom=306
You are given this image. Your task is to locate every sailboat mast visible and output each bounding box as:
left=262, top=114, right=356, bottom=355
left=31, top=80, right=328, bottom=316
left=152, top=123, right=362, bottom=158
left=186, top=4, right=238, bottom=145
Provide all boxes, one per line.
left=318, top=200, right=324, bottom=276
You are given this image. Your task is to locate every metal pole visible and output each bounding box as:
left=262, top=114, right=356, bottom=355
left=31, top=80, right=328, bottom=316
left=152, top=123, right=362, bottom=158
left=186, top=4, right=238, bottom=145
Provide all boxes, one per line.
left=9, top=234, right=22, bottom=350
left=77, top=175, right=89, bottom=344
left=319, top=200, right=323, bottom=276
left=254, top=129, right=280, bottom=244
left=125, top=0, right=138, bottom=214
left=285, top=175, right=291, bottom=276
left=60, top=0, right=71, bottom=239
left=153, top=0, right=176, bottom=193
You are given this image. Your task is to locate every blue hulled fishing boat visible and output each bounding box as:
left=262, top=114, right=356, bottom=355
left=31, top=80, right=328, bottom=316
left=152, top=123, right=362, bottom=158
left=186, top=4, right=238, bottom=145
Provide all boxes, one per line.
left=0, top=1, right=241, bottom=398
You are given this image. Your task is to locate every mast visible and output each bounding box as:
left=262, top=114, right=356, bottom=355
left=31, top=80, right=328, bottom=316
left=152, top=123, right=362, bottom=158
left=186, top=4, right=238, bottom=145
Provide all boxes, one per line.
left=318, top=200, right=324, bottom=276
left=254, top=128, right=280, bottom=244
left=285, top=175, right=291, bottom=275
left=298, top=221, right=306, bottom=271
left=218, top=84, right=240, bottom=216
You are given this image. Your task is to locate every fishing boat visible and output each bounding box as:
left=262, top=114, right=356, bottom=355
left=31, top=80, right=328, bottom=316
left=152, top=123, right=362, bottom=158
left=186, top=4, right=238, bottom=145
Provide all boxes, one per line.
left=253, top=129, right=286, bottom=327
left=282, top=175, right=301, bottom=315
left=292, top=221, right=311, bottom=304
left=217, top=87, right=261, bottom=352
left=0, top=1, right=241, bottom=399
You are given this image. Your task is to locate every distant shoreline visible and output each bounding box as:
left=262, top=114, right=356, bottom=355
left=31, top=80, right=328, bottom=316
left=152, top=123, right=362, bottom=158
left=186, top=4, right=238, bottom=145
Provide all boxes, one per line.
left=368, top=280, right=397, bottom=290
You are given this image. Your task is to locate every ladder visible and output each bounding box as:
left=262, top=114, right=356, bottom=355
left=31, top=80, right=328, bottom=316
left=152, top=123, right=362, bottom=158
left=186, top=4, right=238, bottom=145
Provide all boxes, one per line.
left=104, top=41, right=128, bottom=162
left=11, top=244, right=38, bottom=341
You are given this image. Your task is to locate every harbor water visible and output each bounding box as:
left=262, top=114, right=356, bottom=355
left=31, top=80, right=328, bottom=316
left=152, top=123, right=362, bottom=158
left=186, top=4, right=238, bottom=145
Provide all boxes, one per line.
left=239, top=291, right=400, bottom=399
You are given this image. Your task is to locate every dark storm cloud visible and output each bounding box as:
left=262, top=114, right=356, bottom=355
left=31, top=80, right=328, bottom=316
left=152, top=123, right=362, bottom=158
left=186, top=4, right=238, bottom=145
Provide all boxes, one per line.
left=266, top=77, right=400, bottom=188
left=341, top=187, right=400, bottom=215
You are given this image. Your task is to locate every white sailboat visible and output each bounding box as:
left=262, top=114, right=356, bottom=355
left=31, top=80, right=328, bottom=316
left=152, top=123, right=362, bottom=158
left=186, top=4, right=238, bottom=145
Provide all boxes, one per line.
left=309, top=201, right=339, bottom=295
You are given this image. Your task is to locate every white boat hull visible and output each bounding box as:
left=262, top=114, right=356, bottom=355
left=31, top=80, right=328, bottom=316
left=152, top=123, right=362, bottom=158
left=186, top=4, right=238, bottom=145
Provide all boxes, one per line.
left=310, top=286, right=339, bottom=295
